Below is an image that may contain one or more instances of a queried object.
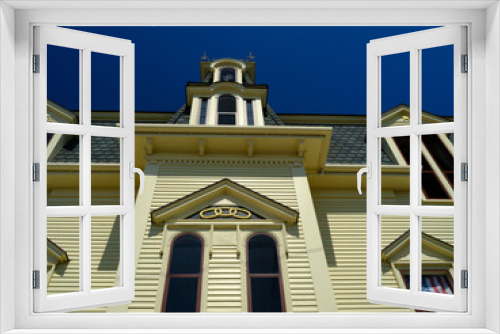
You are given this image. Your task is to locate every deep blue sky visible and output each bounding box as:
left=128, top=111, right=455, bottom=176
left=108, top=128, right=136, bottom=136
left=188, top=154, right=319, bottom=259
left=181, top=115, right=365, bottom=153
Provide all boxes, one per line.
left=48, top=26, right=453, bottom=116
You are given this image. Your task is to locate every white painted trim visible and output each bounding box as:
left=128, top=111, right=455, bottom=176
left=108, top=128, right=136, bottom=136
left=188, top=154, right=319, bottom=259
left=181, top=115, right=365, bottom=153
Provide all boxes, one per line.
left=485, top=3, right=500, bottom=333
left=366, top=26, right=467, bottom=312
left=0, top=2, right=16, bottom=333
left=2, top=4, right=492, bottom=334
left=32, top=26, right=136, bottom=313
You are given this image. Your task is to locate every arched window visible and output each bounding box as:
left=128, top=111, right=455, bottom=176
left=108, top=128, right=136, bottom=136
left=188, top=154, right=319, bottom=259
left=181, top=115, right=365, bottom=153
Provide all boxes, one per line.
left=217, top=95, right=237, bottom=125
left=247, top=234, right=285, bottom=312
left=162, top=233, right=203, bottom=312
left=220, top=67, right=236, bottom=82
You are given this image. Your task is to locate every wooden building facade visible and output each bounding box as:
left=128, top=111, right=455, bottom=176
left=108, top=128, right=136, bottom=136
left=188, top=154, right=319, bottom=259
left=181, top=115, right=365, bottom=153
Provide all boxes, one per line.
left=46, top=58, right=455, bottom=313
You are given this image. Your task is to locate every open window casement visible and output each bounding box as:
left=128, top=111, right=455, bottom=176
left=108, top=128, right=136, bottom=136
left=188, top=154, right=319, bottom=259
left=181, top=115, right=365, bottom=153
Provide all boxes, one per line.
left=363, top=26, right=467, bottom=312
left=33, top=26, right=143, bottom=312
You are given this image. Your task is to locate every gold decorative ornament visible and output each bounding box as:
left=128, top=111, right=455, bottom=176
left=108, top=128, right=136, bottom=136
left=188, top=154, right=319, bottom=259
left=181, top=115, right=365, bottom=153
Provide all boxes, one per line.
left=200, top=207, right=252, bottom=219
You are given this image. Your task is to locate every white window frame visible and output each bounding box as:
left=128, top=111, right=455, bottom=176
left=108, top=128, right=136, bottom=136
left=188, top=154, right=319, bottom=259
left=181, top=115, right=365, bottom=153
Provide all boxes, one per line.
left=366, top=26, right=467, bottom=312
left=0, top=2, right=498, bottom=334
left=33, top=26, right=137, bottom=313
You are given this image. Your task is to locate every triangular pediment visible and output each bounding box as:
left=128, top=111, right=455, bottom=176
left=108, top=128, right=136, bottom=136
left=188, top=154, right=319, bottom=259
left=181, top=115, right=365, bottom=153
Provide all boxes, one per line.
left=381, top=104, right=453, bottom=127
left=151, top=179, right=298, bottom=225
left=381, top=230, right=453, bottom=262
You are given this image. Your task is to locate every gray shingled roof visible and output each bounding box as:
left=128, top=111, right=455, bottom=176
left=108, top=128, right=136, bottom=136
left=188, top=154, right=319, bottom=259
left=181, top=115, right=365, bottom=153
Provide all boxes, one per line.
left=50, top=122, right=120, bottom=163
left=167, top=104, right=190, bottom=124
left=328, top=125, right=393, bottom=165
left=50, top=112, right=387, bottom=166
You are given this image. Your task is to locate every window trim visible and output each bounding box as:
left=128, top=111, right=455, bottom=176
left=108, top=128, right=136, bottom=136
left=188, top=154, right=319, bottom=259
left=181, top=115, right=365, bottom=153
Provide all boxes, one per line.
left=1, top=3, right=496, bottom=334
left=216, top=94, right=238, bottom=125
left=161, top=232, right=204, bottom=313
left=246, top=233, right=286, bottom=313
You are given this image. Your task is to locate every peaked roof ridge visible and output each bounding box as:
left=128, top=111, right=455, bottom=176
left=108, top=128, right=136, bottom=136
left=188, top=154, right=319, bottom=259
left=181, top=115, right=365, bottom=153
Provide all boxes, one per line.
left=382, top=229, right=454, bottom=261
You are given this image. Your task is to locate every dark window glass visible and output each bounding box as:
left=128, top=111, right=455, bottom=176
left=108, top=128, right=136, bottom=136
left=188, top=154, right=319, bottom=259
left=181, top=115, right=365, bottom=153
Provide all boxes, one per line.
left=249, top=235, right=279, bottom=274
left=218, top=95, right=237, bottom=125
left=393, top=136, right=410, bottom=164
left=220, top=68, right=236, bottom=82
left=218, top=114, right=236, bottom=125
left=169, top=235, right=202, bottom=274
left=250, top=278, right=282, bottom=312
left=246, top=100, right=254, bottom=126
left=422, top=135, right=454, bottom=187
left=247, top=234, right=284, bottom=312
left=164, top=234, right=203, bottom=313
left=164, top=277, right=199, bottom=312
left=422, top=172, right=449, bottom=199
left=218, top=95, right=236, bottom=113
left=199, top=98, right=208, bottom=125
left=423, top=135, right=453, bottom=170
left=394, top=136, right=451, bottom=199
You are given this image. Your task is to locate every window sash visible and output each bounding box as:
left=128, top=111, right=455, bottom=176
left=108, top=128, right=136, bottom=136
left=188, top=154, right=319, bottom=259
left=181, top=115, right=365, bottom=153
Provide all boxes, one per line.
left=33, top=26, right=136, bottom=313
left=366, top=26, right=467, bottom=312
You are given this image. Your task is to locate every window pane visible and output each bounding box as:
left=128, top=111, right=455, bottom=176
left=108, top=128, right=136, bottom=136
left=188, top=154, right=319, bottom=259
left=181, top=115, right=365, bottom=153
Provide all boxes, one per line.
left=421, top=45, right=454, bottom=124
left=47, top=133, right=80, bottom=206
left=218, top=95, right=236, bottom=113
left=421, top=216, right=454, bottom=294
left=47, top=216, right=80, bottom=295
left=91, top=136, right=121, bottom=205
left=169, top=235, right=202, bottom=274
left=246, top=100, right=254, bottom=126
left=91, top=52, right=121, bottom=127
left=91, top=216, right=120, bottom=290
left=220, top=68, right=236, bottom=82
left=47, top=45, right=80, bottom=124
left=421, top=134, right=453, bottom=202
left=250, top=277, right=282, bottom=312
left=218, top=114, right=236, bottom=125
left=164, top=277, right=199, bottom=312
left=248, top=235, right=279, bottom=274
left=421, top=134, right=454, bottom=205
left=381, top=52, right=410, bottom=127
left=380, top=215, right=410, bottom=290
left=381, top=136, right=410, bottom=205
left=199, top=98, right=208, bottom=125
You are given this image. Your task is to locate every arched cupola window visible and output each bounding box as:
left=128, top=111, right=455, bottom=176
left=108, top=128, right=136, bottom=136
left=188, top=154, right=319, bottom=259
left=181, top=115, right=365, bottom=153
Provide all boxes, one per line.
left=162, top=233, right=203, bottom=312
left=247, top=234, right=285, bottom=312
left=220, top=67, right=236, bottom=82
left=217, top=95, right=237, bottom=125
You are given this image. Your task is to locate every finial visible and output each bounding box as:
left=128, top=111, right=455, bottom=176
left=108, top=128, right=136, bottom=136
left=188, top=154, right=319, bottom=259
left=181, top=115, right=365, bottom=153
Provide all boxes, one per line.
left=248, top=52, right=255, bottom=61
left=201, top=52, right=208, bottom=60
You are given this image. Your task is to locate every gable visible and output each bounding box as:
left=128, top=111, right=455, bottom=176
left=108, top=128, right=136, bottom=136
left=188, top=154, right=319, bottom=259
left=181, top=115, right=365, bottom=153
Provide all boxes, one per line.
left=382, top=230, right=453, bottom=263
left=151, top=178, right=298, bottom=225
left=381, top=104, right=452, bottom=127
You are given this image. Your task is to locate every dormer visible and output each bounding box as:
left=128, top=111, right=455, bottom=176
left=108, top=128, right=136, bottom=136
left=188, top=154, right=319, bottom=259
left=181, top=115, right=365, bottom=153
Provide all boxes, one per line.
left=188, top=57, right=267, bottom=126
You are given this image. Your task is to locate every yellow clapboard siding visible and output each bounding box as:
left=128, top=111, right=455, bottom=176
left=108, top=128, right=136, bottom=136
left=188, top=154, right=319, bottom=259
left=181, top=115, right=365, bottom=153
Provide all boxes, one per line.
left=312, top=189, right=454, bottom=313
left=129, top=165, right=316, bottom=312
left=46, top=212, right=121, bottom=313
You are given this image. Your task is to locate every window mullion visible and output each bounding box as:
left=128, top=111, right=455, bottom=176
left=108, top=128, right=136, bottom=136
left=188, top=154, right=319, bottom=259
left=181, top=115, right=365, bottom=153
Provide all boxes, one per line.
left=409, top=47, right=421, bottom=296
left=81, top=48, right=92, bottom=294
